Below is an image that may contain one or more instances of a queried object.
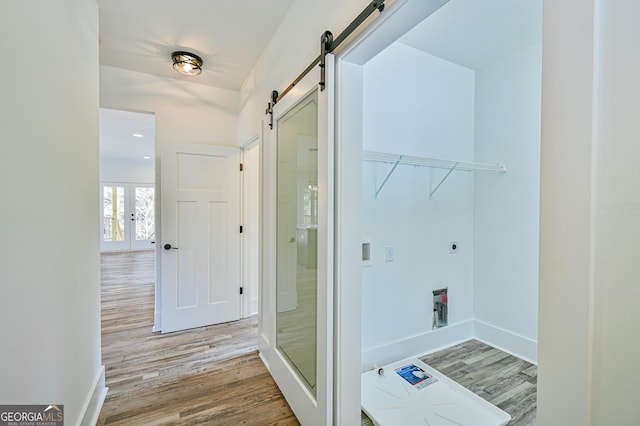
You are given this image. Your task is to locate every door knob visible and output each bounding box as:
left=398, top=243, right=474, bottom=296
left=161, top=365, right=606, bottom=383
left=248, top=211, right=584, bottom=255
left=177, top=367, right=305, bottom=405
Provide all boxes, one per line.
left=289, top=237, right=296, bottom=243
left=164, top=243, right=178, bottom=250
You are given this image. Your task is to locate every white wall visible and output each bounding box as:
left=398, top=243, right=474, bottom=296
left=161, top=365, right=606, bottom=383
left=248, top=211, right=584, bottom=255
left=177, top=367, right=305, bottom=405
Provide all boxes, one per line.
left=539, top=0, right=640, bottom=423
left=100, top=156, right=155, bottom=183
left=361, top=43, right=475, bottom=356
left=100, top=65, right=239, bottom=148
left=473, top=43, right=542, bottom=360
left=0, top=1, right=104, bottom=424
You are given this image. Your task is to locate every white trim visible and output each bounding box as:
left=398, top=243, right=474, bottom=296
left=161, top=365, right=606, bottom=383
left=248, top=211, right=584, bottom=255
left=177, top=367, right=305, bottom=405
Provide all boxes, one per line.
left=240, top=134, right=261, bottom=319
left=473, top=320, right=538, bottom=365
left=359, top=320, right=537, bottom=376
left=78, top=366, right=107, bottom=426
left=153, top=311, right=162, bottom=332
left=240, top=133, right=260, bottom=150
left=361, top=320, right=474, bottom=372
left=333, top=0, right=449, bottom=65
left=333, top=58, right=364, bottom=426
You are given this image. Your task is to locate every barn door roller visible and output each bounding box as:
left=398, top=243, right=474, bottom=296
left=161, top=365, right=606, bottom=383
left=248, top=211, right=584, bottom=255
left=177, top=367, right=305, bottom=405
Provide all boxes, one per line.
left=267, top=0, right=385, bottom=128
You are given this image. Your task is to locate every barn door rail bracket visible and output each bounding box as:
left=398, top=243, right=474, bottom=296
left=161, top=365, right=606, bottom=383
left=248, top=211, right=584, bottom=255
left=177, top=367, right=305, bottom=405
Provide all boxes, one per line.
left=266, top=0, right=385, bottom=129
left=363, top=150, right=507, bottom=198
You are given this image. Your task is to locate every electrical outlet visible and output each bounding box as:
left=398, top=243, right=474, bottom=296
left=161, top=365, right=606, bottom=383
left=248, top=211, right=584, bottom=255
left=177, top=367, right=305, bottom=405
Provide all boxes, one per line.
left=449, top=241, right=459, bottom=254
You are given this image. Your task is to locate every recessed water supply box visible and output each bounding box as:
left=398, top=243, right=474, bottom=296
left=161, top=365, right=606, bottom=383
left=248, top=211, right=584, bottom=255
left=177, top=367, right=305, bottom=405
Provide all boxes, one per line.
left=432, top=288, right=448, bottom=329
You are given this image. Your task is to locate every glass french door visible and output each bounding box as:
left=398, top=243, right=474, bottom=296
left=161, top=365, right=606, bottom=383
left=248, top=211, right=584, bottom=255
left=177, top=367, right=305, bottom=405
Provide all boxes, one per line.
left=259, top=55, right=334, bottom=425
left=101, top=182, right=155, bottom=251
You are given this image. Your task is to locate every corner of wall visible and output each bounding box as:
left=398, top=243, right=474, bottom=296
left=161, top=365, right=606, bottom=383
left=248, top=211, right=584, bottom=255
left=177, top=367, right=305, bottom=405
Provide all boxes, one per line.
left=473, top=320, right=538, bottom=364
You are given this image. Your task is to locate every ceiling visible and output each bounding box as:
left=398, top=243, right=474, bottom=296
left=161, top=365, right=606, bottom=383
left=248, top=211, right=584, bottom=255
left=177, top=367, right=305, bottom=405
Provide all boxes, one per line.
left=99, top=108, right=155, bottom=161
left=97, top=0, right=295, bottom=91
left=98, top=0, right=295, bottom=162
left=398, top=0, right=542, bottom=70
left=98, top=0, right=542, bottom=161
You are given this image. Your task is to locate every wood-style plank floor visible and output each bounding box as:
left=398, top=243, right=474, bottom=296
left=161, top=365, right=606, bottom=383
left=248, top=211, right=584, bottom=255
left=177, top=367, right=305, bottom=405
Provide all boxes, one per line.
left=361, top=339, right=537, bottom=425
left=99, top=251, right=535, bottom=425
left=97, top=251, right=299, bottom=426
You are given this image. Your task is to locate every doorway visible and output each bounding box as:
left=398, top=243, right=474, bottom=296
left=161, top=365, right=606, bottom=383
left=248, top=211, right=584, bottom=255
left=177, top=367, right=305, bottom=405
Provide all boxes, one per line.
left=100, top=182, right=155, bottom=251
left=99, top=108, right=156, bottom=250
left=334, top=0, right=542, bottom=422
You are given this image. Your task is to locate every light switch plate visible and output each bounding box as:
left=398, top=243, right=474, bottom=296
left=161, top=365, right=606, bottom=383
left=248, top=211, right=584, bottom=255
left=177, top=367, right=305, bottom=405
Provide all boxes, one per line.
left=385, top=245, right=394, bottom=262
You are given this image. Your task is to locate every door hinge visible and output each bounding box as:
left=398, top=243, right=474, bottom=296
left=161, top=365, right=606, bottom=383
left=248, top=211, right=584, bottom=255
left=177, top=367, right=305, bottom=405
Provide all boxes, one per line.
left=240, top=163, right=243, bottom=171
left=240, top=225, right=243, bottom=233
left=240, top=287, right=244, bottom=295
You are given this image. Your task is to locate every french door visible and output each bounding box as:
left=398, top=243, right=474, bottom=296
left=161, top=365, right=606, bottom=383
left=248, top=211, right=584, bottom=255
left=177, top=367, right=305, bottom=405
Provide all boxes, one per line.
left=101, top=182, right=155, bottom=252
left=259, top=55, right=334, bottom=425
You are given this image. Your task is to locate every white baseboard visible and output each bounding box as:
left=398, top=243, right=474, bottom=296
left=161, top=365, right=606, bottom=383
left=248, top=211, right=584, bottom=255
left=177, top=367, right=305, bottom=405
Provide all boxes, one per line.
left=153, top=311, right=162, bottom=332
left=473, top=320, right=538, bottom=364
left=361, top=320, right=474, bottom=372
left=79, top=365, right=108, bottom=426
left=359, top=320, right=538, bottom=372
left=258, top=351, right=271, bottom=372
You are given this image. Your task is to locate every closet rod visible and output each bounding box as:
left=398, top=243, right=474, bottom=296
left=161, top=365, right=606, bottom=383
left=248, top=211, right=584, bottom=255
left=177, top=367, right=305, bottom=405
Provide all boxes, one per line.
left=266, top=0, right=386, bottom=128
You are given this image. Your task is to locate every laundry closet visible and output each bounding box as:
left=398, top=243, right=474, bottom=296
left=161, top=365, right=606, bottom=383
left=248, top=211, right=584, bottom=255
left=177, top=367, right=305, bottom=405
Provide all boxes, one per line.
left=357, top=0, right=542, bottom=368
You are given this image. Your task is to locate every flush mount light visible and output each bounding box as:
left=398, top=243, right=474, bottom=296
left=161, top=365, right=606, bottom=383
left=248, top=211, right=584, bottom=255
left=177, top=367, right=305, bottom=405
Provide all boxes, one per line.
left=171, top=51, right=203, bottom=76
left=132, top=133, right=143, bottom=138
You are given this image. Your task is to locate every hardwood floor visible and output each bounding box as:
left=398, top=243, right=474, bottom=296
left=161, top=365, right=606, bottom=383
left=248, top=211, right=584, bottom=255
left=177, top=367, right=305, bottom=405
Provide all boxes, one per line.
left=361, top=339, right=537, bottom=425
left=98, top=251, right=299, bottom=426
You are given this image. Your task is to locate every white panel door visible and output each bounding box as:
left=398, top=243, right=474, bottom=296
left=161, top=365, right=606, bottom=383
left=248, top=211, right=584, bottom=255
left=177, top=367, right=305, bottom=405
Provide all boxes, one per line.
left=160, top=143, right=241, bottom=333
left=259, top=54, right=334, bottom=426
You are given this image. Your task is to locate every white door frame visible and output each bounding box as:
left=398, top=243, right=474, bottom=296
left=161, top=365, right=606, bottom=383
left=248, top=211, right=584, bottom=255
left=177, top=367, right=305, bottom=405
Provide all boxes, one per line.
left=241, top=134, right=261, bottom=318
left=333, top=0, right=450, bottom=423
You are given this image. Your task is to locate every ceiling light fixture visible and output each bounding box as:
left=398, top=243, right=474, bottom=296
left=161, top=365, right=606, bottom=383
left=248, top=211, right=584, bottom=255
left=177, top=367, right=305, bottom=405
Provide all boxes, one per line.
left=132, top=133, right=143, bottom=138
left=171, top=51, right=203, bottom=76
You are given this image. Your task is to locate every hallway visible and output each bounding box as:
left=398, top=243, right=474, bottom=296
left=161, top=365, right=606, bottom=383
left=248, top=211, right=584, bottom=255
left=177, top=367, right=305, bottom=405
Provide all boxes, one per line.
left=97, top=251, right=298, bottom=425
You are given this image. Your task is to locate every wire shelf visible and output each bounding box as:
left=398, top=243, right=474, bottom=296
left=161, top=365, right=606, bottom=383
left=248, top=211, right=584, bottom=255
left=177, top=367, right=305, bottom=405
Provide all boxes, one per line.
left=362, top=150, right=507, bottom=198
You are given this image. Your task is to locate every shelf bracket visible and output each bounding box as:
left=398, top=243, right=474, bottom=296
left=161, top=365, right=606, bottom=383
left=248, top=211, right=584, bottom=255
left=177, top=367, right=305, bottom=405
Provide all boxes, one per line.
left=429, top=161, right=460, bottom=199
left=375, top=155, right=403, bottom=198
